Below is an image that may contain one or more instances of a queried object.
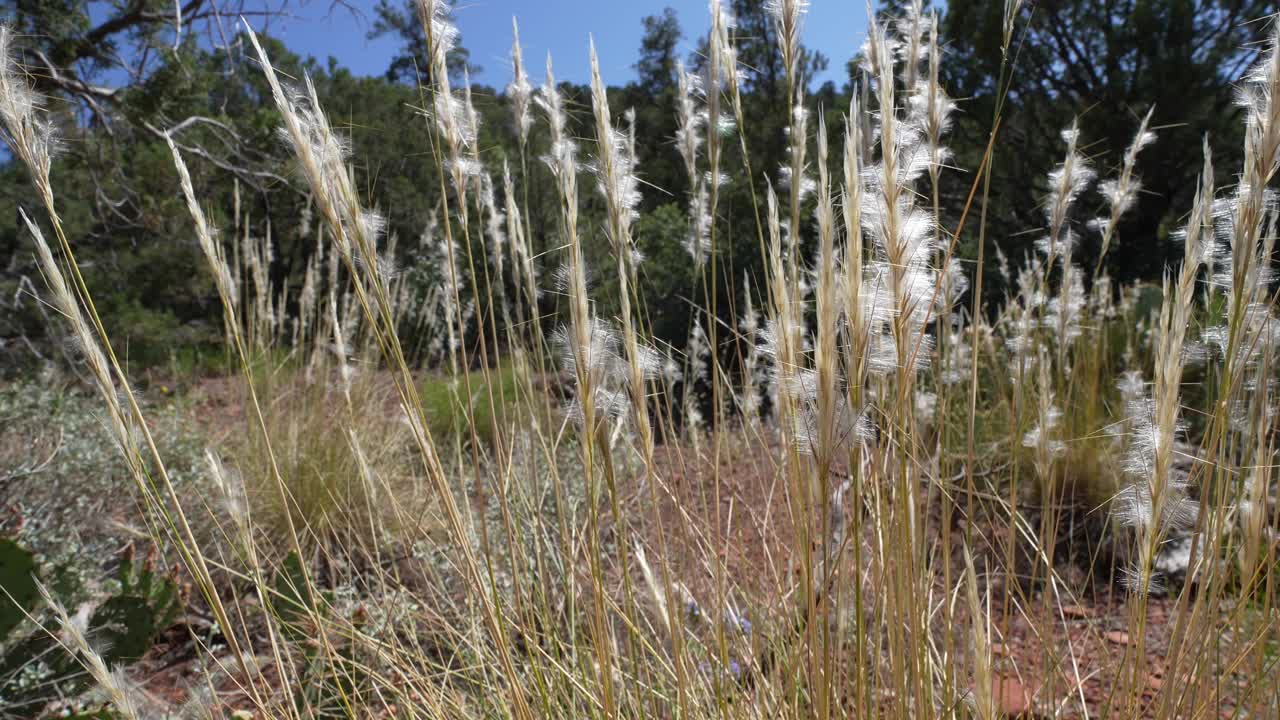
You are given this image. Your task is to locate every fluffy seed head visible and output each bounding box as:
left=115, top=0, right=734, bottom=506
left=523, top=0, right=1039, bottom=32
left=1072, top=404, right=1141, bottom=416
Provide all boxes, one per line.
left=0, top=26, right=57, bottom=189
left=508, top=18, right=533, bottom=144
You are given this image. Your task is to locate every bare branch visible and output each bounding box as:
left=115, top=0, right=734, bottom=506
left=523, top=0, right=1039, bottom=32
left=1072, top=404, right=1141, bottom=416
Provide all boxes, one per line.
left=144, top=121, right=295, bottom=191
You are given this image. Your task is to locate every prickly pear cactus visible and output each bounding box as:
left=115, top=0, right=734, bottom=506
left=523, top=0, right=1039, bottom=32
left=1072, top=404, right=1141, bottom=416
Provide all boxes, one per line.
left=0, top=543, right=183, bottom=715
left=274, top=550, right=325, bottom=644
left=270, top=552, right=360, bottom=719
left=0, top=538, right=39, bottom=644
left=113, top=546, right=182, bottom=633
left=88, top=546, right=183, bottom=664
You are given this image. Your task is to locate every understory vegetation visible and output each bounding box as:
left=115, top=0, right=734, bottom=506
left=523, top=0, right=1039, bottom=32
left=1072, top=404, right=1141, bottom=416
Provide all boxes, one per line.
left=3, top=0, right=1280, bottom=718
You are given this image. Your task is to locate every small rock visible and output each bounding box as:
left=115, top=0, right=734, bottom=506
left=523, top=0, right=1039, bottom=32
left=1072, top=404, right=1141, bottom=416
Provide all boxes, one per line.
left=1061, top=604, right=1092, bottom=619
left=1154, top=535, right=1193, bottom=583
left=994, top=675, right=1034, bottom=717
left=1104, top=630, right=1130, bottom=645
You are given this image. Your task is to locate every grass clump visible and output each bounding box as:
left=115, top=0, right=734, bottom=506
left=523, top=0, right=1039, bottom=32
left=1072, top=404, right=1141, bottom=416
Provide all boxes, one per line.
left=229, top=360, right=429, bottom=556
left=419, top=358, right=537, bottom=448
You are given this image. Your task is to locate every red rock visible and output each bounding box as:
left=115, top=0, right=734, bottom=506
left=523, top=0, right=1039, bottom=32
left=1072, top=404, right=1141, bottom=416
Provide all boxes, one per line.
left=1104, top=630, right=1130, bottom=645
left=994, top=675, right=1034, bottom=717
left=1061, top=604, right=1092, bottom=619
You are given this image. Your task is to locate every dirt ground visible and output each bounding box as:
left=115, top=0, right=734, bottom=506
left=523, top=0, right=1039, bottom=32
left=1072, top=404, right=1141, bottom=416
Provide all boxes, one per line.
left=626, top=433, right=1255, bottom=718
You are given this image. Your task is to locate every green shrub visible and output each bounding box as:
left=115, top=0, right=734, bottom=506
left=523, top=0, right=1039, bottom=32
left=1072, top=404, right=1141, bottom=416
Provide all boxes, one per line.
left=420, top=358, right=531, bottom=448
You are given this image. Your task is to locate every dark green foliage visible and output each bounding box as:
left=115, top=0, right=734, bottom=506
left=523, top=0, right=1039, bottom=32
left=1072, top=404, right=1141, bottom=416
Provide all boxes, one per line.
left=635, top=202, right=702, bottom=347
left=941, top=0, right=1274, bottom=304
left=0, top=538, right=39, bottom=644
left=419, top=359, right=529, bottom=447
left=2, top=0, right=1269, bottom=396
left=88, top=596, right=158, bottom=663
left=95, top=548, right=183, bottom=662
left=0, top=541, right=182, bottom=717
left=273, top=550, right=329, bottom=644
left=370, top=0, right=478, bottom=84
left=270, top=552, right=371, bottom=717
left=636, top=8, right=682, bottom=96
left=621, top=8, right=685, bottom=215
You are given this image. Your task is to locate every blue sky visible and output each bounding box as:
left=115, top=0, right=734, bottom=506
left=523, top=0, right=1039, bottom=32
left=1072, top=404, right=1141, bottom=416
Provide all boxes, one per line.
left=248, top=1, right=867, bottom=88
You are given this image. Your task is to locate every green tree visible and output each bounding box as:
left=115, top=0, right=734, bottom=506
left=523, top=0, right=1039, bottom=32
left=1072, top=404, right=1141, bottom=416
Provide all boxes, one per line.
left=369, top=0, right=478, bottom=84
left=942, top=0, right=1273, bottom=296
left=636, top=8, right=682, bottom=96
left=0, top=9, right=308, bottom=369
left=619, top=8, right=686, bottom=214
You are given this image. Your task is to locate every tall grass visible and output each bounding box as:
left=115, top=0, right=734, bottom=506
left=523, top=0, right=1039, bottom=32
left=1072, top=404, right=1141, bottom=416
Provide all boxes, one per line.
left=5, top=3, right=1280, bottom=718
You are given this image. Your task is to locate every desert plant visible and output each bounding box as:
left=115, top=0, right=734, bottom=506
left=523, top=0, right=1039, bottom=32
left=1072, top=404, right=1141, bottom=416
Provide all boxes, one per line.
left=0, top=540, right=181, bottom=718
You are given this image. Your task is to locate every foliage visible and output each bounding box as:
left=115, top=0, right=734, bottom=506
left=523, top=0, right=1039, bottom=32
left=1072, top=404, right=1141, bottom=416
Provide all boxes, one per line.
left=0, top=540, right=182, bottom=718
left=942, top=0, right=1273, bottom=298
left=231, top=359, right=427, bottom=554
left=0, top=539, right=37, bottom=644
left=419, top=358, right=535, bottom=447
left=3, top=0, right=1270, bottom=380
left=370, top=0, right=478, bottom=84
